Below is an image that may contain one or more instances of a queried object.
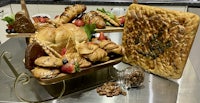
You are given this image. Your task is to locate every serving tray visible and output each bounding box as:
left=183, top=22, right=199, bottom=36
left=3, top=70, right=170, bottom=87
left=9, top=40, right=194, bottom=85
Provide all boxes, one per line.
left=6, top=26, right=124, bottom=38
left=37, top=57, right=122, bottom=85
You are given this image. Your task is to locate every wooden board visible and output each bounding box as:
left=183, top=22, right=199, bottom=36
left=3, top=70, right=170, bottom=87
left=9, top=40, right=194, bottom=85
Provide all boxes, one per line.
left=6, top=26, right=123, bottom=38
left=37, top=57, right=122, bottom=85
left=95, top=26, right=123, bottom=33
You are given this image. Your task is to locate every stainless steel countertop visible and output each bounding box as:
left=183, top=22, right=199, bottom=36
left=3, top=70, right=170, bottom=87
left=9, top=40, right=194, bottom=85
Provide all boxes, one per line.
left=0, top=38, right=200, bottom=103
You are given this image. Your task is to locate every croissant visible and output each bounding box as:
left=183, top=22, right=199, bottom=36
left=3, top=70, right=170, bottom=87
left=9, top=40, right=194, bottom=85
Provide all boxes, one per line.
left=62, top=52, right=92, bottom=68
left=52, top=4, right=86, bottom=27
left=76, top=42, right=109, bottom=62
left=95, top=11, right=120, bottom=27
left=92, top=38, right=125, bottom=55
left=82, top=11, right=106, bottom=29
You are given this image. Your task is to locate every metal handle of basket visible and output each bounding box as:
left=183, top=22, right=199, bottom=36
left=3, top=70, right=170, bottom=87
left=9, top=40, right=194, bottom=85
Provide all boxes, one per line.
left=0, top=51, right=66, bottom=102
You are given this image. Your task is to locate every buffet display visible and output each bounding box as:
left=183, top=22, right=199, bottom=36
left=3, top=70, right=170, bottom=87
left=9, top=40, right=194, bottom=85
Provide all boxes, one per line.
left=1, top=2, right=200, bottom=100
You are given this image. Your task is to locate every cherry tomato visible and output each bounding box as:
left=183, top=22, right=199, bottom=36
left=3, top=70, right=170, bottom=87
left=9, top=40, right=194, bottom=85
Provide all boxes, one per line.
left=7, top=24, right=13, bottom=29
left=74, top=19, right=85, bottom=27
left=120, top=16, right=125, bottom=25
left=98, top=32, right=107, bottom=40
left=39, top=17, right=46, bottom=23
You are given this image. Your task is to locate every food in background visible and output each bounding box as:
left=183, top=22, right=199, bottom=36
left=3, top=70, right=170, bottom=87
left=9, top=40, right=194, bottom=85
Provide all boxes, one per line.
left=51, top=4, right=87, bottom=27
left=73, top=19, right=85, bottom=27
left=1, top=15, right=15, bottom=33
left=13, top=11, right=36, bottom=33
left=2, top=11, right=36, bottom=34
left=96, top=8, right=120, bottom=27
left=32, top=15, right=50, bottom=23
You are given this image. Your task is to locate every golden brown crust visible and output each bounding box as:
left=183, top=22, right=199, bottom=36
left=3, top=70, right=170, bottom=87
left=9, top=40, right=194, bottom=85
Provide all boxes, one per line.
left=122, top=4, right=200, bottom=79
left=34, top=56, right=63, bottom=67
left=82, top=11, right=106, bottom=29
left=76, top=42, right=109, bottom=62
left=52, top=4, right=86, bottom=27
left=95, top=11, right=120, bottom=27
left=31, top=67, right=60, bottom=79
left=62, top=53, right=92, bottom=68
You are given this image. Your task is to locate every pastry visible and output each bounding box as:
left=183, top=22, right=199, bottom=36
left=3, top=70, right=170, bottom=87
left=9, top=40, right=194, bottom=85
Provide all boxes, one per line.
left=52, top=4, right=86, bottom=27
left=31, top=67, right=60, bottom=79
left=76, top=42, right=109, bottom=62
left=34, top=56, right=63, bottom=67
left=95, top=10, right=120, bottom=27
left=122, top=4, right=200, bottom=79
left=82, top=11, right=106, bottom=29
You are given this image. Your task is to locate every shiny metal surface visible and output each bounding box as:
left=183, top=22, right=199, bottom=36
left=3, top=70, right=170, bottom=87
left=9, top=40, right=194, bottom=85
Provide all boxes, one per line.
left=0, top=38, right=200, bottom=103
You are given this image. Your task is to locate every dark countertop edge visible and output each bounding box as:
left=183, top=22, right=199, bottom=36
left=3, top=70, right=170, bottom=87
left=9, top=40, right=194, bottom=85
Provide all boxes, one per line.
left=1, top=1, right=200, bottom=8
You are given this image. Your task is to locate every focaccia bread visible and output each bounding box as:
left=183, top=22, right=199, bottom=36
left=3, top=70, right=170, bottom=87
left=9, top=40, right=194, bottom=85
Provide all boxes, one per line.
left=122, top=4, right=200, bottom=79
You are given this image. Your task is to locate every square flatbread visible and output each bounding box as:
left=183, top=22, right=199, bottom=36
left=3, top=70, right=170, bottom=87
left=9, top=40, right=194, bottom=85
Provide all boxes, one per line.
left=122, top=4, right=200, bottom=79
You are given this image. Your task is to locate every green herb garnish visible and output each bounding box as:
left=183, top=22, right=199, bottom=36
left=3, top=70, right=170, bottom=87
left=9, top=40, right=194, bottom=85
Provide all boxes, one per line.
left=74, top=62, right=80, bottom=72
left=83, top=24, right=96, bottom=41
left=1, top=15, right=15, bottom=25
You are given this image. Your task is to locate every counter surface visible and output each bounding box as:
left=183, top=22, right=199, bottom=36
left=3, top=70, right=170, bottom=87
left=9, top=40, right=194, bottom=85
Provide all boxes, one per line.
left=0, top=38, right=199, bottom=103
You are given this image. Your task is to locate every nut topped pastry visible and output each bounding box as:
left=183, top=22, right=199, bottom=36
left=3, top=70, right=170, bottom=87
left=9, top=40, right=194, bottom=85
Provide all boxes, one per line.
left=122, top=4, right=200, bottom=79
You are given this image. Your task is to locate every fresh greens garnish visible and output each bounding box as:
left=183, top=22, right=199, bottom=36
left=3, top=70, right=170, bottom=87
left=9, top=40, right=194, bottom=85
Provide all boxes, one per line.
left=83, top=24, right=96, bottom=41
left=97, top=8, right=115, bottom=20
left=74, top=62, right=80, bottom=72
left=1, top=15, right=15, bottom=25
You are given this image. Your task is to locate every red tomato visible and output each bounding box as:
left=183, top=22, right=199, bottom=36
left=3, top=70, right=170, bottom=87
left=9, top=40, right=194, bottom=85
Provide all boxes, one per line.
left=39, top=17, right=46, bottom=23
left=7, top=24, right=13, bottom=29
left=74, top=19, right=85, bottom=27
left=120, top=16, right=125, bottom=24
left=98, top=32, right=107, bottom=40
left=61, top=48, right=67, bottom=56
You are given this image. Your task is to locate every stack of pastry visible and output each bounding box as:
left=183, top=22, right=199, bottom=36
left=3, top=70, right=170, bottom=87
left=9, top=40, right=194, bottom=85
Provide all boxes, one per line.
left=25, top=23, right=124, bottom=79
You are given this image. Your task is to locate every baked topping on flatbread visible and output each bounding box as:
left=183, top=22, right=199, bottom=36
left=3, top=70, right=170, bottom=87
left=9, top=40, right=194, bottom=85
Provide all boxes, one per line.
left=122, top=4, right=200, bottom=79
